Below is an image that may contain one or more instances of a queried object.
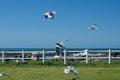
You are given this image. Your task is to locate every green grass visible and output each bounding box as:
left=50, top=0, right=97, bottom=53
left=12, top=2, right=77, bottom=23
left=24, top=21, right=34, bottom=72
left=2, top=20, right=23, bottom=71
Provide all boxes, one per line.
left=0, top=66, right=120, bottom=80
left=0, top=60, right=120, bottom=80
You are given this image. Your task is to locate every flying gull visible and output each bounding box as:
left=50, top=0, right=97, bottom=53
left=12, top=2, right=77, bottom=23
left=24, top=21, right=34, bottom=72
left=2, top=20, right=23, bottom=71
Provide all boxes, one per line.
left=44, top=11, right=56, bottom=19
left=0, top=73, right=10, bottom=77
left=88, top=24, right=98, bottom=31
left=64, top=66, right=78, bottom=75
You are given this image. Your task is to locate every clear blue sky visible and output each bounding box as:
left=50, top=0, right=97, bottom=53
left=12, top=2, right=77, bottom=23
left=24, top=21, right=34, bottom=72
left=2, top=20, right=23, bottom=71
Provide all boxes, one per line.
left=0, top=0, right=120, bottom=48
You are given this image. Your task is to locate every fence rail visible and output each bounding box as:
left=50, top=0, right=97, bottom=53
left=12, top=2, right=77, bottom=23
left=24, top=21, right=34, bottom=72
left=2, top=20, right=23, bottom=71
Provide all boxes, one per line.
left=0, top=49, right=120, bottom=64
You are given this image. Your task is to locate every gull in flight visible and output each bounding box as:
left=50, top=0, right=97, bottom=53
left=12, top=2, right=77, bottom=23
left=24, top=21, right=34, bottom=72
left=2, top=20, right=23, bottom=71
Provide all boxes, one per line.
left=0, top=73, right=10, bottom=77
left=72, top=76, right=80, bottom=80
left=88, top=24, right=98, bottom=31
left=64, top=66, right=78, bottom=75
left=44, top=11, right=56, bottom=19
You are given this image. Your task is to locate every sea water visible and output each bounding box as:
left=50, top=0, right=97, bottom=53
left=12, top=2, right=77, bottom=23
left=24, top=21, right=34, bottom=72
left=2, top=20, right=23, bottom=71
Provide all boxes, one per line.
left=0, top=48, right=120, bottom=51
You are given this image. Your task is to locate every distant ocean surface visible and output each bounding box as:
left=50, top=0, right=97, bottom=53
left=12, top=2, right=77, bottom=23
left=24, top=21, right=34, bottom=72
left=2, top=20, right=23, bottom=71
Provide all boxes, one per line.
left=0, top=48, right=120, bottom=51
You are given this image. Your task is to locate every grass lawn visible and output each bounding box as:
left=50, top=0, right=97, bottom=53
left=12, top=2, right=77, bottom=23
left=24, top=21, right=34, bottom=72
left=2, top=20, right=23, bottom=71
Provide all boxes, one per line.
left=0, top=65, right=120, bottom=80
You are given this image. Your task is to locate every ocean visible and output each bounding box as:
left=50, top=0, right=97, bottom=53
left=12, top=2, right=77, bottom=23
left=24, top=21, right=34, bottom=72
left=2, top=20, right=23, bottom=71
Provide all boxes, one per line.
left=0, top=48, right=120, bottom=51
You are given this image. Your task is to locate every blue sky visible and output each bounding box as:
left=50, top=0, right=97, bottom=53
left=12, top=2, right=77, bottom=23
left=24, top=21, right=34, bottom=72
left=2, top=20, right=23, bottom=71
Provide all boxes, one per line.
left=0, top=0, right=120, bottom=48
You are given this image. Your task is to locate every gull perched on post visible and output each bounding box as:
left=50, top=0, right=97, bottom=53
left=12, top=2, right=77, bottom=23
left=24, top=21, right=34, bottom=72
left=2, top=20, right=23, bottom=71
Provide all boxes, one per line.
left=44, top=11, right=56, bottom=19
left=54, top=40, right=69, bottom=59
left=64, top=66, right=78, bottom=75
left=54, top=42, right=64, bottom=59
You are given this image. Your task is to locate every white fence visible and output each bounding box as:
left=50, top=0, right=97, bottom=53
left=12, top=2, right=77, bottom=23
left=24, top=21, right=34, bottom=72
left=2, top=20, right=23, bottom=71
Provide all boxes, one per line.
left=0, top=49, right=120, bottom=64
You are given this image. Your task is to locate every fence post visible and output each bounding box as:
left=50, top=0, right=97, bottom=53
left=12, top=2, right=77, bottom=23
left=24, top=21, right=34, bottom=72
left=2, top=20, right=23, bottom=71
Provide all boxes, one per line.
left=108, top=49, right=111, bottom=64
left=42, top=50, right=45, bottom=63
left=22, top=50, right=25, bottom=62
left=85, top=49, right=89, bottom=64
left=64, top=49, right=67, bottom=64
left=2, top=50, right=5, bottom=63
